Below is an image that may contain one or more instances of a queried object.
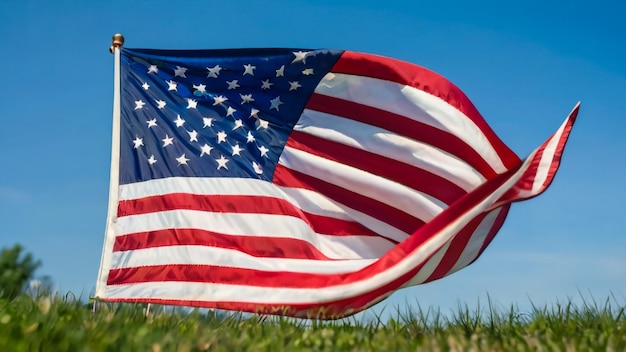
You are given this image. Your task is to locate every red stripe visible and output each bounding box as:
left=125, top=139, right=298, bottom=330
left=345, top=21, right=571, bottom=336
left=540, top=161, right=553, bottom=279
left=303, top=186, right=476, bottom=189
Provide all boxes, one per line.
left=306, top=94, right=498, bottom=179
left=331, top=51, right=520, bottom=169
left=118, top=194, right=301, bottom=217
left=424, top=212, right=489, bottom=283
left=521, top=147, right=544, bottom=193
left=114, top=229, right=333, bottom=260
left=117, top=193, right=381, bottom=238
left=286, top=131, right=467, bottom=205
left=108, top=264, right=358, bottom=288
left=304, top=212, right=389, bottom=240
left=472, top=204, right=510, bottom=264
left=273, top=164, right=425, bottom=236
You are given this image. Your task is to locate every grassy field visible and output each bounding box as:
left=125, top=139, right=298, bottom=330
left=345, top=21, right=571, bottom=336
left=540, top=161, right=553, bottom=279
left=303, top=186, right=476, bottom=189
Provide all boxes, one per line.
left=0, top=294, right=624, bottom=351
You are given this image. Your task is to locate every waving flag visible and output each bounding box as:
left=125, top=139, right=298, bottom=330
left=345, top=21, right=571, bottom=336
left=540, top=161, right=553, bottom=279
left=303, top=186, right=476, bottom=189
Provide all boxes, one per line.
left=95, top=47, right=578, bottom=319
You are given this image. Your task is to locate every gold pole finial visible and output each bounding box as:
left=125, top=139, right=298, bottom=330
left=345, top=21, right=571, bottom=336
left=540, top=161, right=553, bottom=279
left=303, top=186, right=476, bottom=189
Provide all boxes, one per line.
left=109, top=33, right=125, bottom=53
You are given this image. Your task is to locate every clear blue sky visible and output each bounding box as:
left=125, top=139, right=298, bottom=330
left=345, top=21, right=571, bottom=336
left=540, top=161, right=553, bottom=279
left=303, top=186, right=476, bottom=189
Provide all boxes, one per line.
left=1, top=0, right=625, bottom=318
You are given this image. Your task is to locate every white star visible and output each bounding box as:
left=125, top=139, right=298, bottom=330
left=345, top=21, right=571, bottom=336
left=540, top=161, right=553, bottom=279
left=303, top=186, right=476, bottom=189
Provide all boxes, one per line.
left=213, top=95, right=228, bottom=106
left=134, top=100, right=145, bottom=110
left=226, top=80, right=240, bottom=90
left=217, top=131, right=227, bottom=143
left=258, top=145, right=270, bottom=157
left=269, top=96, right=283, bottom=111
left=148, top=155, right=157, bottom=165
left=240, top=94, right=254, bottom=104
left=142, top=82, right=150, bottom=90
left=176, top=153, right=190, bottom=165
left=252, top=161, right=263, bottom=174
left=148, top=65, right=158, bottom=74
left=257, top=119, right=269, bottom=130
left=302, top=68, right=314, bottom=75
left=202, top=117, right=214, bottom=128
left=216, top=155, right=229, bottom=170
left=261, top=79, right=273, bottom=90
left=155, top=100, right=166, bottom=109
left=232, top=119, right=243, bottom=130
left=193, top=83, right=207, bottom=94
left=200, top=144, right=213, bottom=156
left=174, top=66, right=187, bottom=78
left=292, top=51, right=310, bottom=64
left=231, top=144, right=243, bottom=156
left=207, top=64, right=222, bottom=78
left=146, top=118, right=158, bottom=128
left=174, top=115, right=186, bottom=127
left=167, top=80, right=177, bottom=91
left=246, top=131, right=255, bottom=143
left=162, top=135, right=174, bottom=147
left=275, top=65, right=285, bottom=77
left=187, top=129, right=198, bottom=142
left=243, top=63, right=256, bottom=76
left=289, top=81, right=302, bottom=91
left=186, top=98, right=198, bottom=109
left=132, top=137, right=143, bottom=149
left=249, top=108, right=260, bottom=118
left=226, top=106, right=237, bottom=117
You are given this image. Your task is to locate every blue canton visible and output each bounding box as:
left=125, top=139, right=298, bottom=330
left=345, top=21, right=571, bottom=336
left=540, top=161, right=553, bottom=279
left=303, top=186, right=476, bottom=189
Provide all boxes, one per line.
left=119, top=48, right=343, bottom=185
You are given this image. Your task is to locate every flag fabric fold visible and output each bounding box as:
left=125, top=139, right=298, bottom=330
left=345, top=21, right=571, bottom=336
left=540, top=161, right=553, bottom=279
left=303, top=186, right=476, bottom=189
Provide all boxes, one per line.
left=95, top=47, right=578, bottom=319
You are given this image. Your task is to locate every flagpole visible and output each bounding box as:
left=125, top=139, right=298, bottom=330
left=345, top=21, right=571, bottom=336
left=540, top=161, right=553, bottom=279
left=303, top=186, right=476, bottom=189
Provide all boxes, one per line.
left=94, top=34, right=125, bottom=308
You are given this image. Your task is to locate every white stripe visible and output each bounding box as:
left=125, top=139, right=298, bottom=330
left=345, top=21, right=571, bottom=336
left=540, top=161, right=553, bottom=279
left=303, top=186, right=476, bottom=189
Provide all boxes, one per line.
left=316, top=73, right=507, bottom=173
left=401, top=241, right=451, bottom=288
left=116, top=210, right=393, bottom=260
left=103, top=282, right=357, bottom=305
left=316, top=232, right=395, bottom=259
left=531, top=118, right=568, bottom=193
left=448, top=207, right=502, bottom=274
left=119, top=176, right=282, bottom=201
left=111, top=246, right=376, bottom=274
left=279, top=146, right=447, bottom=222
left=277, top=185, right=353, bottom=221
left=296, top=109, right=485, bottom=192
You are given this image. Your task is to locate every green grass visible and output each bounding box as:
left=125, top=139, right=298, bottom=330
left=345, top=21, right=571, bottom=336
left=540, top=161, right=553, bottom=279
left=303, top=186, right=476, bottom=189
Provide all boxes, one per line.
left=0, top=293, right=624, bottom=351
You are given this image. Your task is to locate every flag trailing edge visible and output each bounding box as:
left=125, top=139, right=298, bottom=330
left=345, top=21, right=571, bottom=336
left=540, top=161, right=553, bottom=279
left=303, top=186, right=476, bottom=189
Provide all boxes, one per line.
left=95, top=42, right=579, bottom=319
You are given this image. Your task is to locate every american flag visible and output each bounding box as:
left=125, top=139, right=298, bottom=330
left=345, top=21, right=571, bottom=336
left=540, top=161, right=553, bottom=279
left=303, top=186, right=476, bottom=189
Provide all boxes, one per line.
left=95, top=47, right=579, bottom=318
